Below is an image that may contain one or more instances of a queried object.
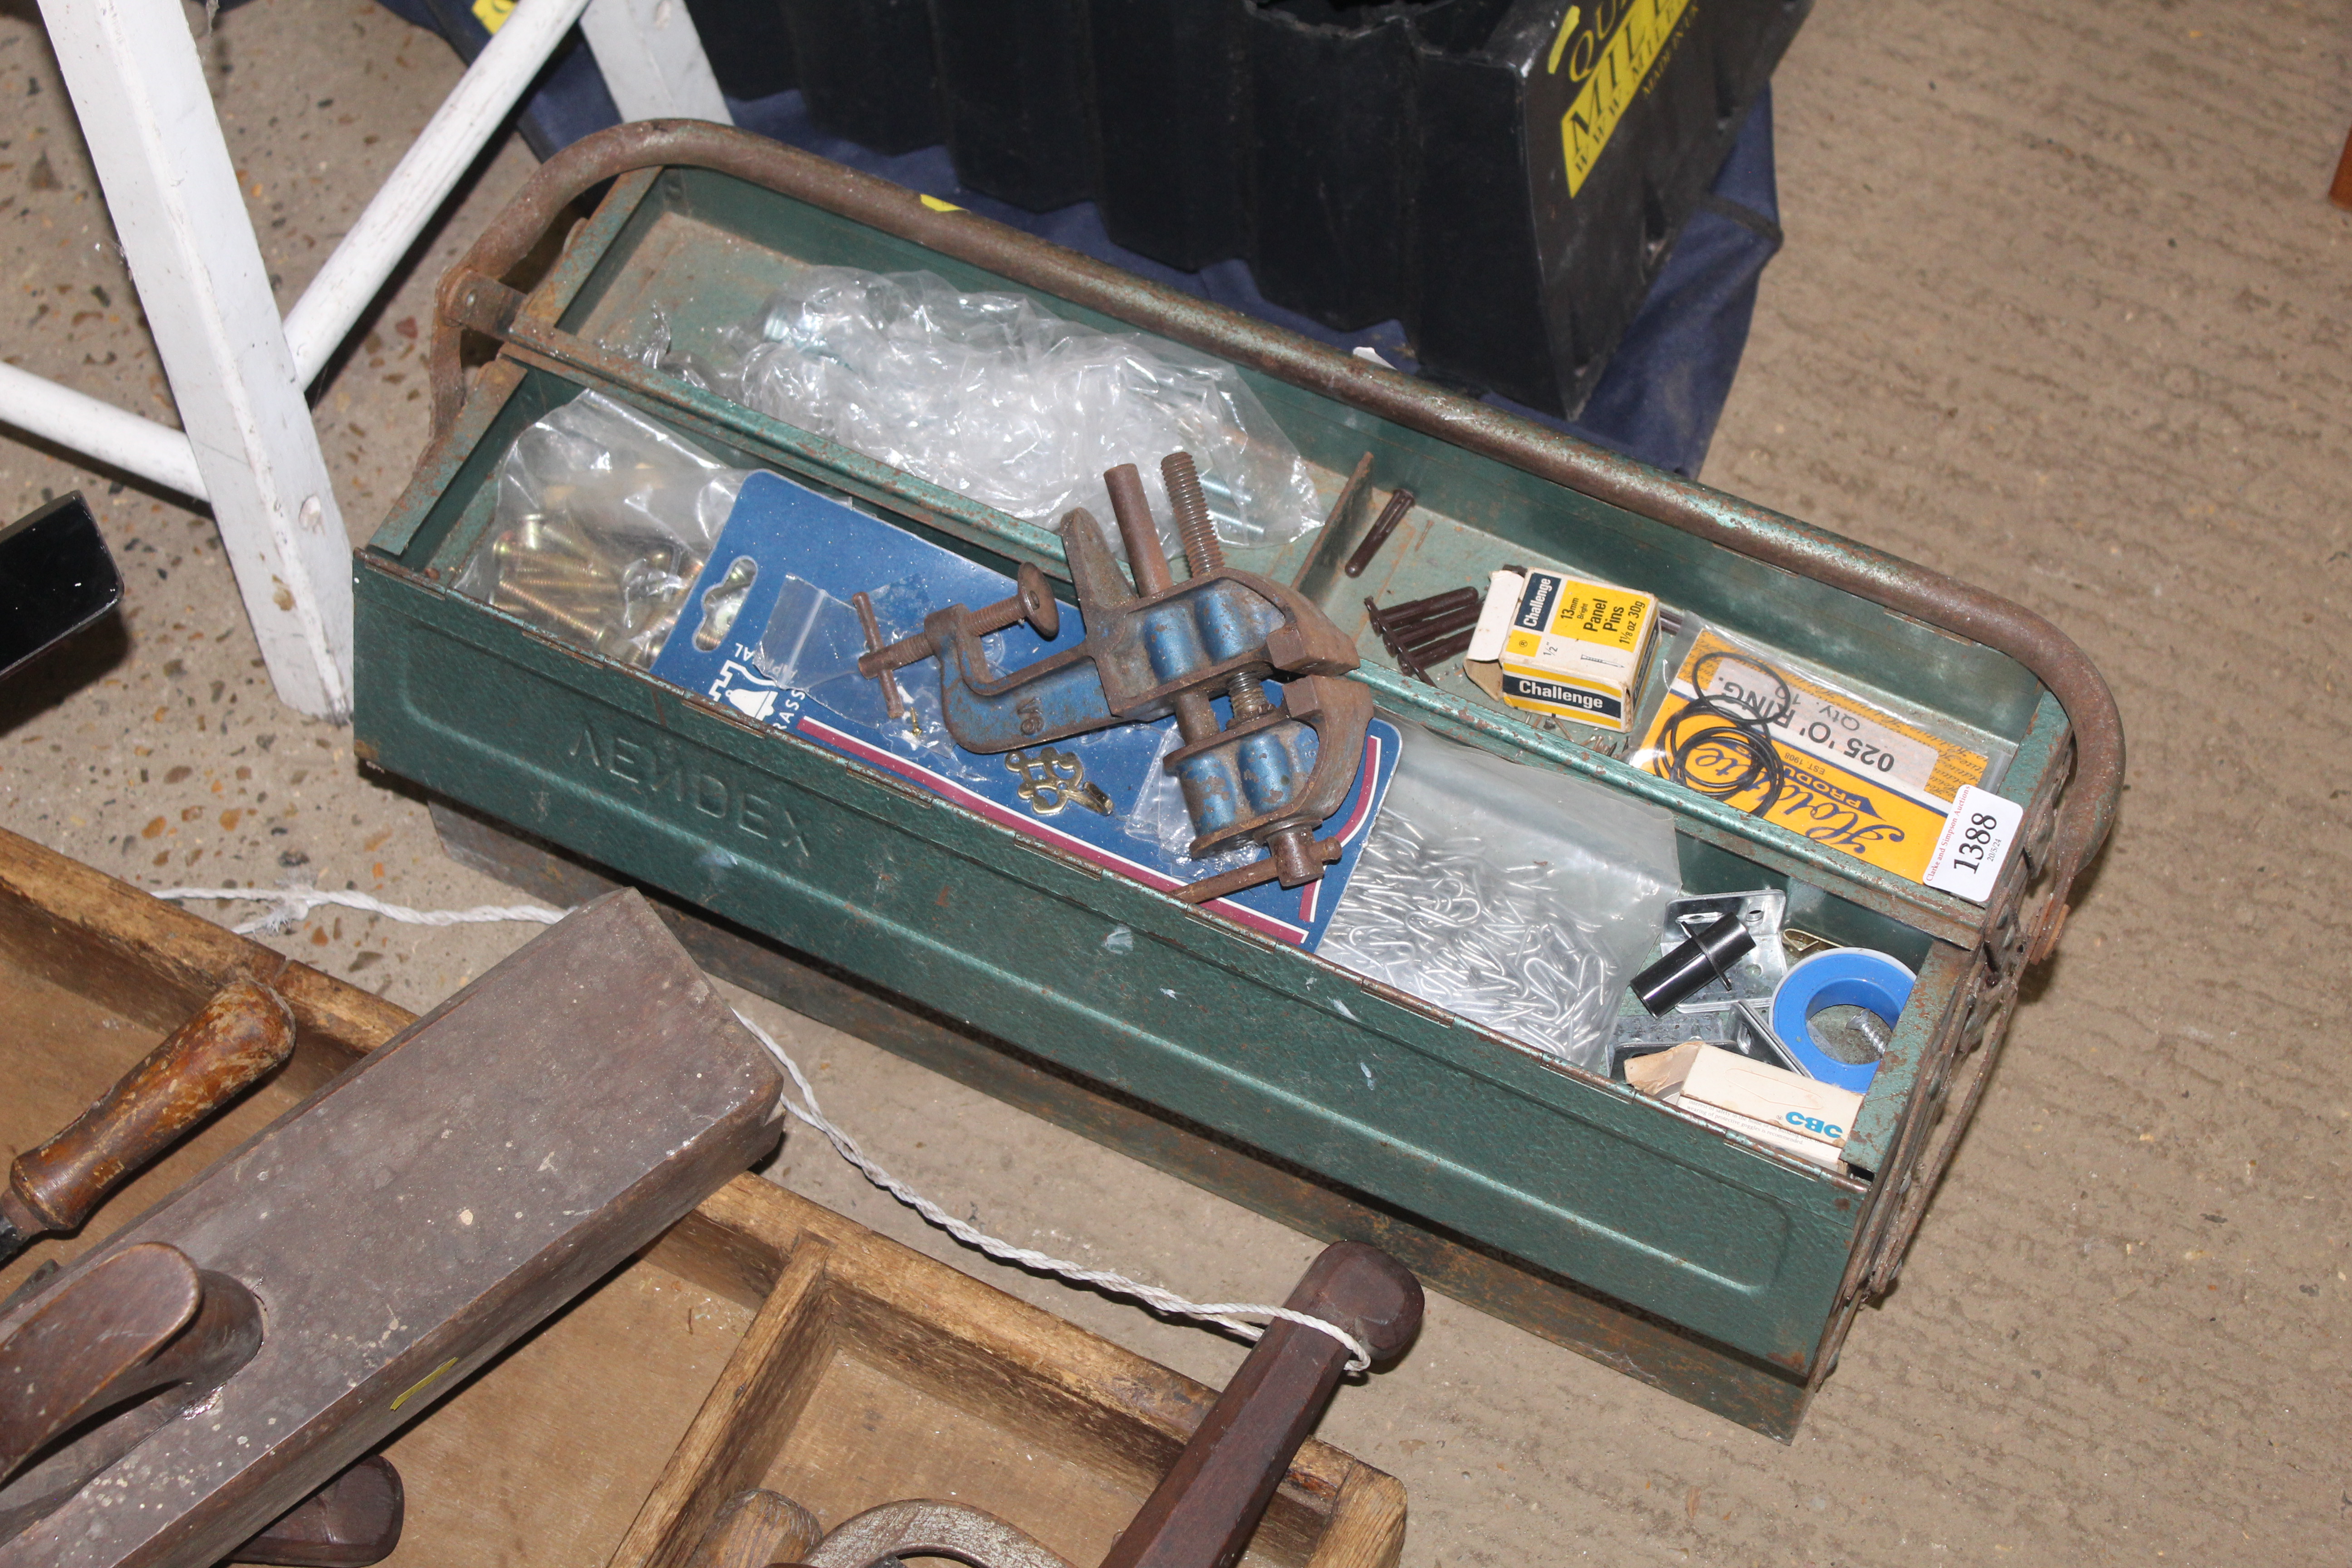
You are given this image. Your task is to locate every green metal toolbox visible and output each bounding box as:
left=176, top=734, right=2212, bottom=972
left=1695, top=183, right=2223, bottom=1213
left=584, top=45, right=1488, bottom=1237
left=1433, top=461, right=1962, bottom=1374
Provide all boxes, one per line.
left=355, top=122, right=2122, bottom=1438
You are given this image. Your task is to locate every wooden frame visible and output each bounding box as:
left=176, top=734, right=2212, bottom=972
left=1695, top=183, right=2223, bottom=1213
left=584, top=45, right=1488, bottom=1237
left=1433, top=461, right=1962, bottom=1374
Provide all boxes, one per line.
left=0, top=826, right=1405, bottom=1568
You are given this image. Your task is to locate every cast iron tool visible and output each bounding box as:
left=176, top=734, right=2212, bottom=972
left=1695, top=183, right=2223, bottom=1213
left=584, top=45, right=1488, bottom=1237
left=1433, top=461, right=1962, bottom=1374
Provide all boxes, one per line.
left=857, top=452, right=1372, bottom=902
left=793, top=1241, right=1422, bottom=1568
left=0, top=978, right=295, bottom=1269
left=0, top=889, right=785, bottom=1568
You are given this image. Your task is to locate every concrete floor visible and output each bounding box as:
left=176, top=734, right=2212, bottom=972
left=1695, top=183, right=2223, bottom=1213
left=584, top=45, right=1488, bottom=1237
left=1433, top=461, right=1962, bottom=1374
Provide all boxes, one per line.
left=2, top=0, right=2347, bottom=1563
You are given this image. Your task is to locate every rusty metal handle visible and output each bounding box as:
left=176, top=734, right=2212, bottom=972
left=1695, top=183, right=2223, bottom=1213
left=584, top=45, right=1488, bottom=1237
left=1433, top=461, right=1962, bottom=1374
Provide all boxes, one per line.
left=428, top=122, right=2122, bottom=964
left=1097, top=1243, right=1421, bottom=1568
left=0, top=978, right=294, bottom=1256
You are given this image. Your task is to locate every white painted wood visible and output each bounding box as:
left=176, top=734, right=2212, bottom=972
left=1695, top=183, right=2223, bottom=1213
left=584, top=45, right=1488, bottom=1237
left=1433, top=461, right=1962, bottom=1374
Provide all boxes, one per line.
left=580, top=0, right=733, bottom=124
left=281, top=0, right=593, bottom=388
left=39, top=0, right=353, bottom=718
left=25, top=0, right=716, bottom=720
left=0, top=362, right=207, bottom=501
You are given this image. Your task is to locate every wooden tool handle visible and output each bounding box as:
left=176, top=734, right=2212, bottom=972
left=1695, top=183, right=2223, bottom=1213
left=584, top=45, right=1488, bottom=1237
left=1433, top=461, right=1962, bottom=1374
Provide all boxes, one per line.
left=0, top=1241, right=262, bottom=1488
left=3, top=977, right=293, bottom=1238
left=231, top=1455, right=406, bottom=1567
left=690, top=1488, right=821, bottom=1568
left=1098, top=1243, right=1422, bottom=1568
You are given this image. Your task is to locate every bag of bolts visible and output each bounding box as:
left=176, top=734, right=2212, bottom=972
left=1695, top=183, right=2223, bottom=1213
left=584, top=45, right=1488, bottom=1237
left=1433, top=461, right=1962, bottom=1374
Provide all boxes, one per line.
left=715, top=266, right=1321, bottom=557
left=1319, top=722, right=1681, bottom=1073
left=451, top=391, right=750, bottom=667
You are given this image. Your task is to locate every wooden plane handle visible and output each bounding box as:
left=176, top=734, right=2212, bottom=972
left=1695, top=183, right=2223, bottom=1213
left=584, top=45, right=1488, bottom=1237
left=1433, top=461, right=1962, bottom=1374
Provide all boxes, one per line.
left=690, top=1488, right=821, bottom=1568
left=1098, top=1243, right=1422, bottom=1568
left=3, top=977, right=294, bottom=1244
left=0, top=1241, right=262, bottom=1488
left=231, top=1455, right=407, bottom=1567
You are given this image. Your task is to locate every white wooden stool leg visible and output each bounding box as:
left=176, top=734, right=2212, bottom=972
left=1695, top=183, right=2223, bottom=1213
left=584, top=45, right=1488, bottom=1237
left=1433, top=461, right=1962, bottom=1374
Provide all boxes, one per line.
left=39, top=0, right=353, bottom=719
left=281, top=0, right=596, bottom=386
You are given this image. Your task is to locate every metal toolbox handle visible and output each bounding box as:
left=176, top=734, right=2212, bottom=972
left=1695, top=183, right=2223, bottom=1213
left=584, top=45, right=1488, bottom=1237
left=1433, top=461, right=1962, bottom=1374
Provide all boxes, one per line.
left=427, top=121, right=2122, bottom=970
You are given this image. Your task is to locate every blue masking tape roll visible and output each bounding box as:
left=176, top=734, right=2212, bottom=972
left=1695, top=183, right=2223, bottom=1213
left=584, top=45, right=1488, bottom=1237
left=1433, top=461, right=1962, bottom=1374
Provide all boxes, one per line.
left=1770, top=948, right=1915, bottom=1093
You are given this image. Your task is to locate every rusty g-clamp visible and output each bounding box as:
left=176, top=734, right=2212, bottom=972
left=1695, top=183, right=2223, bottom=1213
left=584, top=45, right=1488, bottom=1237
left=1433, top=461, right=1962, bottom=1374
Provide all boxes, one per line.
left=857, top=453, right=1372, bottom=903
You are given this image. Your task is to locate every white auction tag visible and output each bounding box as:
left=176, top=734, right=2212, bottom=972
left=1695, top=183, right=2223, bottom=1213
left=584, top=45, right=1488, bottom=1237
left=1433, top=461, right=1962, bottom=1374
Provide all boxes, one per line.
left=1923, top=785, right=2024, bottom=903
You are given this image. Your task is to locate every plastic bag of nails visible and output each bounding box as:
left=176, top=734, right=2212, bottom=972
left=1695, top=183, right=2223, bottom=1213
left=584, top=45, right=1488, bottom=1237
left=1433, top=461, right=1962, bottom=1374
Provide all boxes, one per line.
left=1319, top=723, right=1681, bottom=1073
left=714, top=266, right=1320, bottom=555
left=452, top=391, right=750, bottom=667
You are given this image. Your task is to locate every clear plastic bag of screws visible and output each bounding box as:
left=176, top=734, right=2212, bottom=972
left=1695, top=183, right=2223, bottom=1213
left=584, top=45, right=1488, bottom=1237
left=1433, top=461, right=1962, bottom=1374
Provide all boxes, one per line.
left=707, top=266, right=1320, bottom=558
left=1319, top=722, right=1681, bottom=1073
left=452, top=391, right=749, bottom=667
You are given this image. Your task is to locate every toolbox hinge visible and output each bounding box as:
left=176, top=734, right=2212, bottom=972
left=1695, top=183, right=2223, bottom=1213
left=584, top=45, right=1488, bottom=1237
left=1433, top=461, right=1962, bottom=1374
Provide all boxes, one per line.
left=449, top=273, right=528, bottom=341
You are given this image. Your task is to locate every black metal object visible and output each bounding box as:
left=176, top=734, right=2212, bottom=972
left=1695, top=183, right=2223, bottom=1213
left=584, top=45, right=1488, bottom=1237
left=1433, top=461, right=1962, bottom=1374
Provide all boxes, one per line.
left=0, top=494, right=122, bottom=683
left=1238, top=3, right=1425, bottom=332
left=728, top=0, right=1803, bottom=412
left=1409, top=0, right=1812, bottom=412
left=1631, top=914, right=1759, bottom=1014
left=929, top=0, right=1097, bottom=211
left=1088, top=0, right=1246, bottom=269
left=781, top=0, right=942, bottom=154
left=681, top=0, right=799, bottom=102
left=379, top=0, right=1797, bottom=439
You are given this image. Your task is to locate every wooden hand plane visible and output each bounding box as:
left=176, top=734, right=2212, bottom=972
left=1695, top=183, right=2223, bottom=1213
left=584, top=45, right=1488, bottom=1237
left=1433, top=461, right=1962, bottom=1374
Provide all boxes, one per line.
left=0, top=889, right=784, bottom=1568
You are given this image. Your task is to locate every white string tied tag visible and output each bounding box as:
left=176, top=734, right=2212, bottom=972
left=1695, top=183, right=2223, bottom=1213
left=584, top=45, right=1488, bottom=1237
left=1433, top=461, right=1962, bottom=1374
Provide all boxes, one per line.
left=153, top=886, right=568, bottom=937
left=153, top=886, right=1373, bottom=1372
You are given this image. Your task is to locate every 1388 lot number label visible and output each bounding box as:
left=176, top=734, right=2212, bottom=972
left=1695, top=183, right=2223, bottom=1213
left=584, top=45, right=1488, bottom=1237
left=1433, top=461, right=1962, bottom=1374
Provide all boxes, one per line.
left=1923, top=785, right=2023, bottom=904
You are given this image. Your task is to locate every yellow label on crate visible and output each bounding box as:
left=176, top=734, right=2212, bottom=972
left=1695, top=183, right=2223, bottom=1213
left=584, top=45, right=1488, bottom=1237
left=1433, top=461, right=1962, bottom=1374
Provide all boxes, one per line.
left=1558, top=0, right=1695, bottom=197
left=472, top=0, right=515, bottom=33
left=1635, top=628, right=1996, bottom=885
